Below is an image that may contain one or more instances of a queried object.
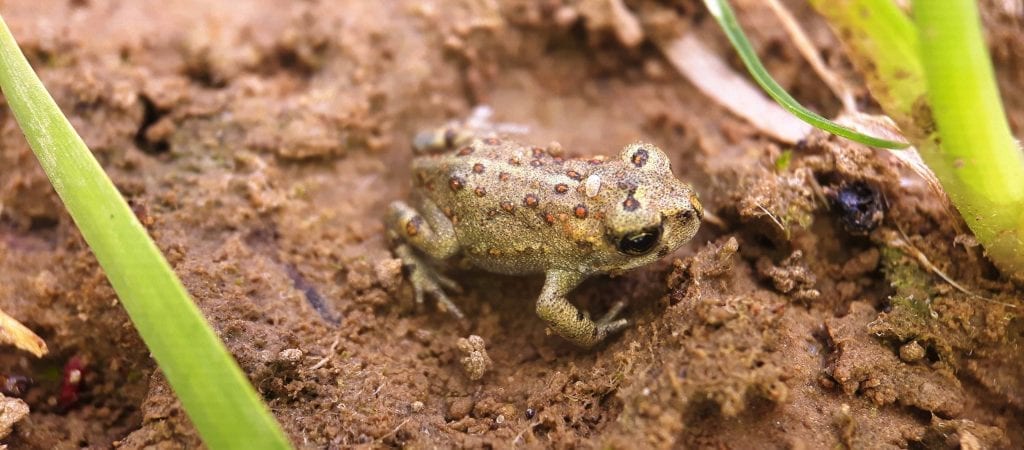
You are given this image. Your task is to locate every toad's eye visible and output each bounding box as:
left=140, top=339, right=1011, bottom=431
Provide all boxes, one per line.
left=618, top=226, right=662, bottom=255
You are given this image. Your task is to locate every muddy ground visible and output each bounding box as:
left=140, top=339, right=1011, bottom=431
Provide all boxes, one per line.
left=0, top=0, right=1022, bottom=448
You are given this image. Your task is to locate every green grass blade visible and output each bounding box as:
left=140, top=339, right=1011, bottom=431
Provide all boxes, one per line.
left=703, top=0, right=909, bottom=149
left=0, top=14, right=292, bottom=449
left=915, top=1, right=1024, bottom=277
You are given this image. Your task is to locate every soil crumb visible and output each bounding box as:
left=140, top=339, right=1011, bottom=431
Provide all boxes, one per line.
left=457, top=335, right=493, bottom=381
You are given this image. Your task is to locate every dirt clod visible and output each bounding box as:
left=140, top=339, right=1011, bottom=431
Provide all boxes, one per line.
left=0, top=394, right=29, bottom=439
left=446, top=397, right=475, bottom=421
left=456, top=335, right=492, bottom=381
left=756, top=250, right=820, bottom=302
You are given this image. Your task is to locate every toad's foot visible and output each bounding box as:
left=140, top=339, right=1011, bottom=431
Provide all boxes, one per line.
left=595, top=301, right=629, bottom=337
left=395, top=244, right=465, bottom=320
left=536, top=271, right=631, bottom=347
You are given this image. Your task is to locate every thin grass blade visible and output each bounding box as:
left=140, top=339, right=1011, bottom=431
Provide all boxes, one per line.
left=0, top=14, right=292, bottom=449
left=702, top=0, right=909, bottom=149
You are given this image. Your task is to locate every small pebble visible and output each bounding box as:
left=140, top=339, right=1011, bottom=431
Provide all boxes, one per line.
left=411, top=401, right=424, bottom=412
left=457, top=335, right=493, bottom=381
left=277, top=348, right=303, bottom=363
left=374, top=258, right=404, bottom=292
left=899, top=341, right=926, bottom=363
left=554, top=6, right=579, bottom=27
left=546, top=141, right=564, bottom=157
left=447, top=397, right=474, bottom=421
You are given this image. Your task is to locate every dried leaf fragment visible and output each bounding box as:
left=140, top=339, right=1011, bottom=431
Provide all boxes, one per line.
left=0, top=308, right=47, bottom=357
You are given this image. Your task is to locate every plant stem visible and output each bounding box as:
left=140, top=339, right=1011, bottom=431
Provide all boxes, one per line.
left=915, top=0, right=1024, bottom=278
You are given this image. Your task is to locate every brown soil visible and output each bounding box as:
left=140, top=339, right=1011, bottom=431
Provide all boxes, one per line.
left=1, top=0, right=1022, bottom=448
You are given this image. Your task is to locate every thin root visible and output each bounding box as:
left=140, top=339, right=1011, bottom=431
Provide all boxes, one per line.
left=310, top=337, right=341, bottom=370
left=891, top=226, right=1017, bottom=308
left=756, top=203, right=787, bottom=234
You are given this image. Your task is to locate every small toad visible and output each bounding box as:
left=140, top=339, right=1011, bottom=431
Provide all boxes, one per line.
left=389, top=123, right=702, bottom=347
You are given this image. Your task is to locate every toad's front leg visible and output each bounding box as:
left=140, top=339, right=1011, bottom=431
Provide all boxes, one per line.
left=535, top=270, right=629, bottom=347
left=388, top=199, right=464, bottom=319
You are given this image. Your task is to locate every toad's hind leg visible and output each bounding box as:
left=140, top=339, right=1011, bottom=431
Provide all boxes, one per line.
left=388, top=199, right=464, bottom=319
left=535, top=270, right=629, bottom=347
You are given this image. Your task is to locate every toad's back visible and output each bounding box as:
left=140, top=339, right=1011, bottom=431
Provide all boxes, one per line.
left=410, top=137, right=616, bottom=275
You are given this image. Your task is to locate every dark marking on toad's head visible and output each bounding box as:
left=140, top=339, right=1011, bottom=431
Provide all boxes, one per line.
left=449, top=175, right=465, bottom=191
left=631, top=148, right=649, bottom=167
left=619, top=142, right=671, bottom=174
left=622, top=196, right=640, bottom=212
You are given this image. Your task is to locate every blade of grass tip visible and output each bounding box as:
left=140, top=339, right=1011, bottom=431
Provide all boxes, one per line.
left=916, top=0, right=1024, bottom=278
left=0, top=15, right=292, bottom=450
left=702, top=0, right=909, bottom=149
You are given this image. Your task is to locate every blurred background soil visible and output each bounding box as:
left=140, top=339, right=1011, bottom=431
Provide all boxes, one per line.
left=0, top=0, right=1021, bottom=448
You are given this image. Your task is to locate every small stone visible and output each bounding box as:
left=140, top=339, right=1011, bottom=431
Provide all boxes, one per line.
left=609, top=0, right=644, bottom=47
left=31, top=270, right=59, bottom=297
left=0, top=394, right=30, bottom=439
left=546, top=141, right=564, bottom=157
left=498, top=404, right=516, bottom=419
left=411, top=401, right=424, bottom=412
left=374, top=258, right=404, bottom=292
left=960, top=431, right=981, bottom=450
left=447, top=397, right=474, bottom=421
left=899, top=341, right=926, bottom=363
left=277, top=348, right=303, bottom=363
left=457, top=335, right=493, bottom=381
left=643, top=58, right=667, bottom=80
left=554, top=6, right=579, bottom=27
